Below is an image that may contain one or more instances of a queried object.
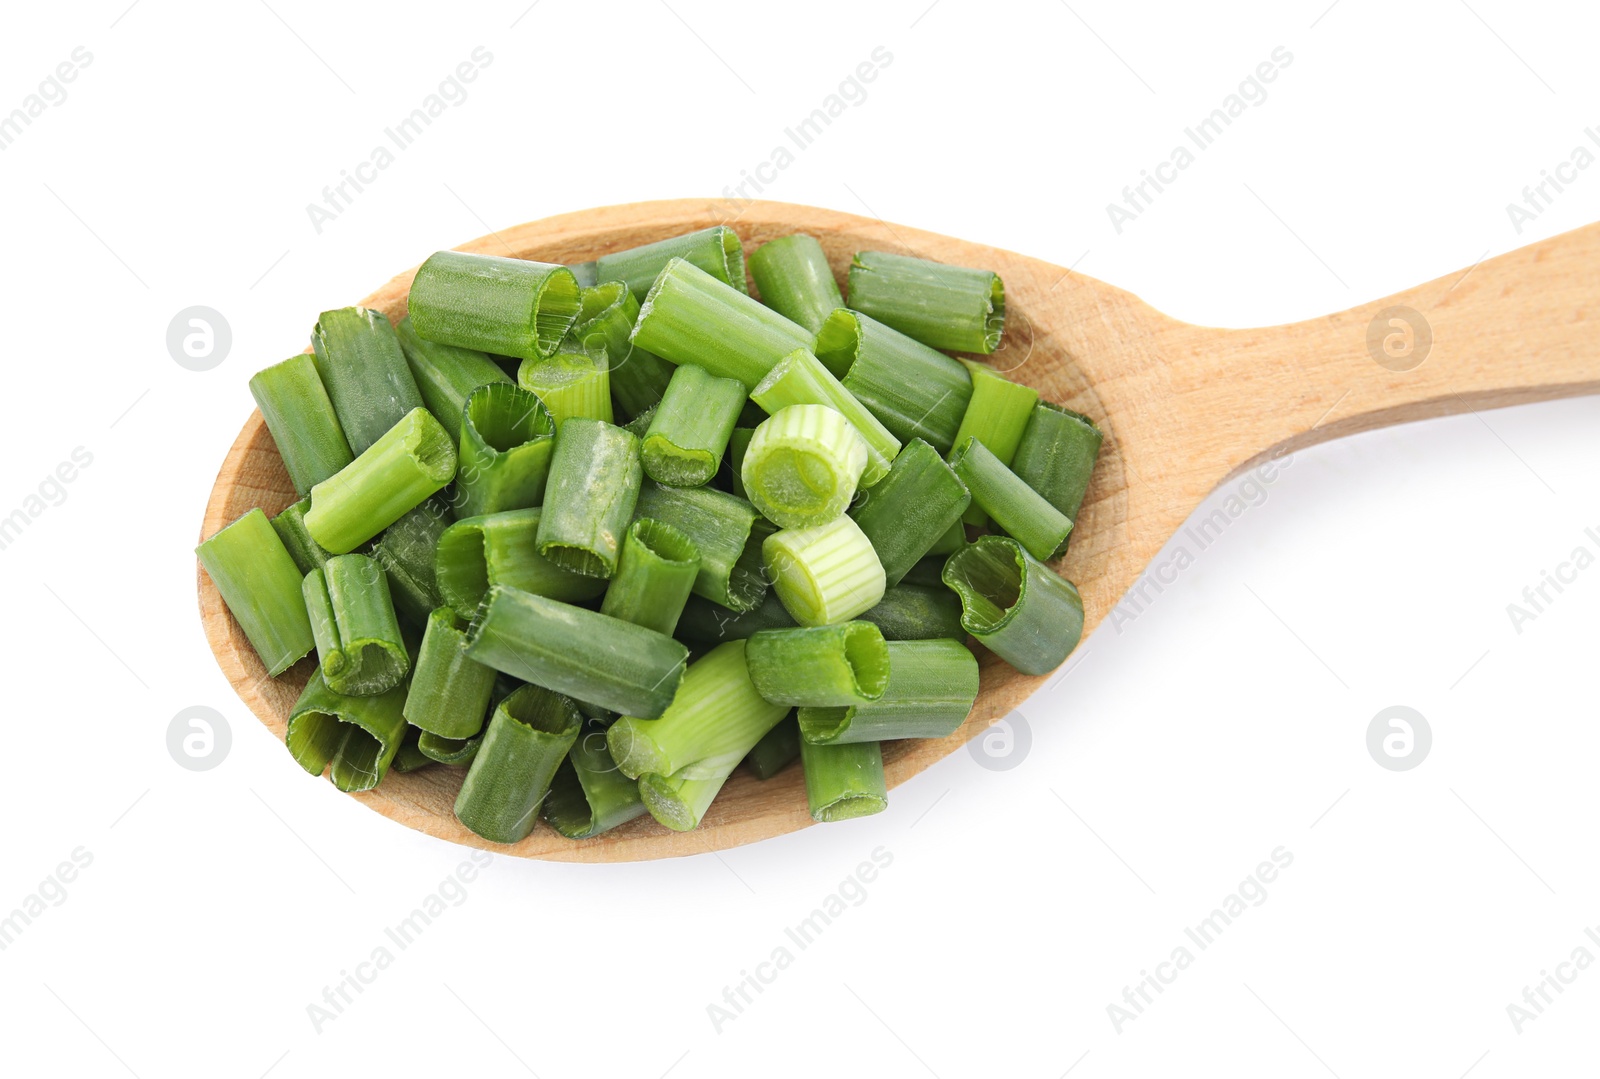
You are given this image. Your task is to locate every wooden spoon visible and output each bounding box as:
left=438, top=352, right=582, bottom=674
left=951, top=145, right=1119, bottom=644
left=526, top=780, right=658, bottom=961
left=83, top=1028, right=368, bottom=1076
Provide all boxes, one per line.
left=199, top=199, right=1600, bottom=862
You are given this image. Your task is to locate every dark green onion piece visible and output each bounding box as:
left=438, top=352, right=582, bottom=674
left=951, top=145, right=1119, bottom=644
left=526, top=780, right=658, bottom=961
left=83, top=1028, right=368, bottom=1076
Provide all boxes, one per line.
left=847, top=250, right=1005, bottom=354
left=302, top=553, right=409, bottom=696
left=517, top=341, right=613, bottom=428
left=271, top=498, right=333, bottom=576
left=395, top=314, right=510, bottom=442
left=797, top=638, right=978, bottom=744
left=370, top=498, right=450, bottom=627
left=801, top=738, right=888, bottom=821
left=286, top=668, right=408, bottom=792
left=745, top=714, right=802, bottom=779
left=304, top=407, right=458, bottom=554
left=641, top=364, right=746, bottom=487
left=543, top=727, right=648, bottom=839
left=726, top=427, right=755, bottom=499
left=310, top=307, right=425, bottom=455
left=928, top=519, right=966, bottom=557
left=949, top=436, right=1073, bottom=561
left=596, top=225, right=747, bottom=299
left=748, top=349, right=899, bottom=486
left=435, top=507, right=606, bottom=618
left=850, top=437, right=971, bottom=587
left=464, top=586, right=688, bottom=719
left=419, top=729, right=483, bottom=766
left=898, top=556, right=949, bottom=589
left=818, top=308, right=974, bottom=454
left=950, top=361, right=1039, bottom=526
left=404, top=607, right=496, bottom=738
left=393, top=727, right=434, bottom=773
left=573, top=281, right=676, bottom=419
left=764, top=516, right=885, bottom=627
left=536, top=418, right=641, bottom=578
left=600, top=518, right=700, bottom=637
left=748, top=234, right=843, bottom=334
left=742, top=404, right=869, bottom=529
left=675, top=591, right=796, bottom=644
left=635, top=482, right=770, bottom=612
left=454, top=684, right=582, bottom=844
left=408, top=251, right=581, bottom=360
left=943, top=536, right=1083, bottom=675
left=622, top=403, right=657, bottom=440
left=197, top=508, right=315, bottom=677
left=454, top=382, right=554, bottom=519
left=567, top=260, right=599, bottom=288
left=1012, top=402, right=1103, bottom=523
left=857, top=583, right=965, bottom=641
left=249, top=353, right=354, bottom=495
left=746, top=621, right=889, bottom=707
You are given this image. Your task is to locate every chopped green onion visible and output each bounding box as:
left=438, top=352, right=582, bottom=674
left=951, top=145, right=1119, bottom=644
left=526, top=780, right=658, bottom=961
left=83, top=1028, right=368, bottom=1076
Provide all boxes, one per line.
left=310, top=307, right=425, bottom=455
left=197, top=508, right=316, bottom=677
left=536, top=418, right=641, bottom=578
left=741, top=404, right=869, bottom=529
left=454, top=684, right=582, bottom=843
left=675, top=591, right=796, bottom=644
left=949, top=436, right=1073, bottom=561
left=370, top=497, right=449, bottom=627
left=950, top=361, right=1039, bottom=526
left=622, top=402, right=657, bottom=440
left=271, top=497, right=333, bottom=576
left=286, top=668, right=408, bottom=792
left=641, top=364, right=746, bottom=487
left=596, top=225, right=747, bottom=299
left=748, top=349, right=900, bottom=486
left=898, top=556, right=949, bottom=589
left=850, top=437, right=971, bottom=587
left=726, top=427, right=755, bottom=499
left=419, top=729, right=483, bottom=766
left=453, top=382, right=554, bottom=519
left=797, top=638, right=978, bottom=744
left=435, top=507, right=606, bottom=618
left=943, top=536, right=1083, bottom=675
left=858, top=582, right=965, bottom=641
left=302, top=553, right=409, bottom=696
left=517, top=341, right=613, bottom=428
left=464, top=586, right=688, bottom=719
left=543, top=727, right=648, bottom=839
left=745, top=714, right=802, bottom=779
left=637, top=770, right=727, bottom=833
left=817, top=309, right=974, bottom=454
left=249, top=353, right=354, bottom=496
left=635, top=482, right=770, bottom=612
left=847, top=250, right=1005, bottom=354
left=573, top=282, right=676, bottom=420
left=764, top=515, right=886, bottom=627
left=928, top=518, right=966, bottom=557
left=305, top=407, right=458, bottom=554
left=395, top=314, right=510, bottom=442
left=1011, top=402, right=1103, bottom=523
left=748, top=234, right=843, bottom=334
left=403, top=606, right=496, bottom=738
left=800, top=739, right=887, bottom=821
left=746, top=621, right=889, bottom=706
left=600, top=518, right=700, bottom=637
left=393, top=728, right=434, bottom=773
left=567, top=260, right=599, bottom=288
left=408, top=251, right=580, bottom=360
left=632, top=258, right=814, bottom=388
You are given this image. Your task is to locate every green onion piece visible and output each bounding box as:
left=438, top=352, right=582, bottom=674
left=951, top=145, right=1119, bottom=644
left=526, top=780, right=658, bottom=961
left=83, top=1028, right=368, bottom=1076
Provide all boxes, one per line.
left=742, top=404, right=869, bottom=529
left=249, top=353, right=354, bottom=495
left=641, top=364, right=747, bottom=487
left=302, top=554, right=409, bottom=696
left=454, top=382, right=554, bottom=519
left=454, top=684, right=582, bottom=844
left=536, top=418, right=641, bottom=578
left=634, top=482, right=770, bottom=612
left=950, top=361, right=1040, bottom=526
left=197, top=508, right=316, bottom=677
left=393, top=727, right=434, bottom=773
left=435, top=507, right=606, bottom=617
left=847, top=250, right=1006, bottom=354
left=858, top=582, right=965, bottom=641
left=1011, top=402, right=1103, bottom=523
left=637, top=770, right=727, bottom=832
left=419, top=729, right=482, bottom=766
left=395, top=315, right=510, bottom=442
left=748, top=234, right=843, bottom=334
left=746, top=621, right=889, bottom=707
left=676, top=591, right=796, bottom=644
left=404, top=606, right=496, bottom=738
left=304, top=407, right=458, bottom=554
left=517, top=341, right=613, bottom=429
left=745, top=714, right=802, bottom=779
left=310, top=307, right=426, bottom=455
left=818, top=309, right=975, bottom=454
left=898, top=556, right=948, bottom=589
left=622, top=403, right=657, bottom=440
left=801, top=738, right=887, bottom=821
left=271, top=497, right=333, bottom=576
left=607, top=640, right=787, bottom=780
left=464, top=586, right=688, bottom=718
left=600, top=518, right=700, bottom=636
left=928, top=519, right=966, bottom=557
left=632, top=258, right=814, bottom=388
left=943, top=536, right=1083, bottom=675
left=596, top=225, right=747, bottom=299
left=573, top=282, right=676, bottom=419
left=797, top=638, right=978, bottom=744
left=568, top=260, right=599, bottom=288
left=286, top=668, right=408, bottom=792
left=850, top=437, right=971, bottom=587
left=764, top=515, right=886, bottom=627
left=370, top=497, right=449, bottom=627
left=726, top=427, right=755, bottom=499
left=949, top=436, right=1073, bottom=561
left=543, top=727, right=648, bottom=839
left=408, top=250, right=581, bottom=360
left=748, top=349, right=900, bottom=486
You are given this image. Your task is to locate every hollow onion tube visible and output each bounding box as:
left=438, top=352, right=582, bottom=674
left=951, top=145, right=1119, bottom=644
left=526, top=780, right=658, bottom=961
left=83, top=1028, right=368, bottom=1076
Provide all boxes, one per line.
left=798, top=638, right=978, bottom=744
left=271, top=498, right=332, bottom=576
left=676, top=592, right=797, bottom=644
left=634, top=483, right=769, bottom=612
left=419, top=729, right=483, bottom=766
left=197, top=508, right=315, bottom=676
left=310, top=307, right=425, bottom=455
left=950, top=361, right=1039, bottom=526
left=536, top=419, right=641, bottom=578
left=631, top=258, right=814, bottom=388
left=393, top=728, right=434, bottom=774
left=454, top=684, right=582, bottom=844
left=641, top=364, right=746, bottom=487
left=453, top=382, right=554, bottom=519
left=404, top=607, right=496, bottom=738
left=543, top=728, right=648, bottom=839
left=801, top=738, right=888, bottom=821
left=408, top=251, right=581, bottom=360
left=748, top=234, right=842, bottom=334
left=435, top=507, right=606, bottom=617
left=817, top=309, right=974, bottom=454
left=304, top=407, right=458, bottom=554
left=745, top=714, right=802, bottom=779
left=302, top=554, right=409, bottom=696
left=464, top=586, right=688, bottom=719
left=764, top=515, right=885, bottom=627
left=249, top=353, right=354, bottom=495
left=600, top=518, right=700, bottom=637
left=596, top=225, right=747, bottom=299
left=749, top=349, right=899, bottom=486
left=394, top=314, right=510, bottom=442
left=286, top=668, right=408, bottom=792
left=850, top=438, right=971, bottom=587
left=746, top=621, right=889, bottom=707
left=517, top=342, right=613, bottom=429
left=858, top=583, right=966, bottom=641
left=607, top=641, right=787, bottom=780
left=573, top=282, right=676, bottom=419
left=370, top=497, right=449, bottom=627
left=847, top=251, right=1006, bottom=354
left=949, top=436, right=1074, bottom=561
left=943, top=536, right=1083, bottom=675
left=637, top=770, right=728, bottom=832
left=1011, top=402, right=1103, bottom=523
left=726, top=427, right=755, bottom=499
left=741, top=404, right=868, bottom=529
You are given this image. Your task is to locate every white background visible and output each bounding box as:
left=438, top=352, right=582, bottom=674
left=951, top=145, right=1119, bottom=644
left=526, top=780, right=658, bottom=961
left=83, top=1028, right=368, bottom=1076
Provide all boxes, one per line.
left=2, top=1, right=1597, bottom=1076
